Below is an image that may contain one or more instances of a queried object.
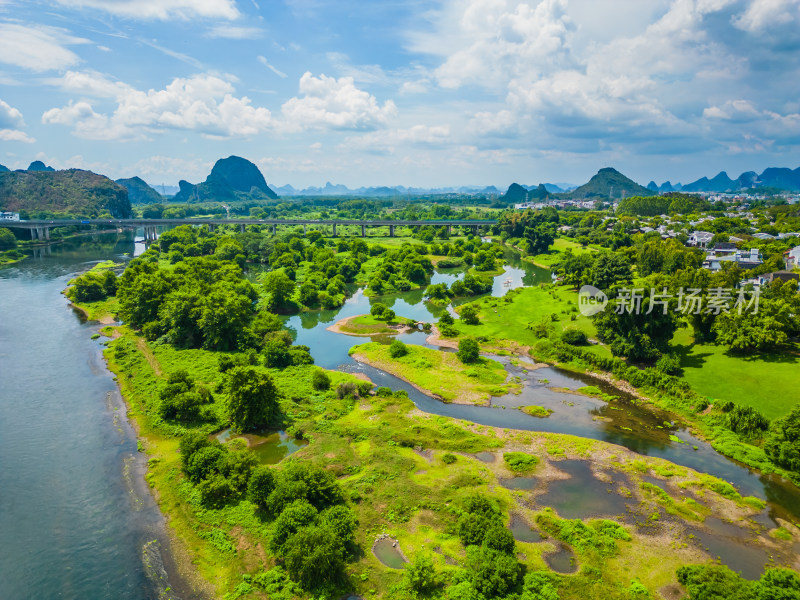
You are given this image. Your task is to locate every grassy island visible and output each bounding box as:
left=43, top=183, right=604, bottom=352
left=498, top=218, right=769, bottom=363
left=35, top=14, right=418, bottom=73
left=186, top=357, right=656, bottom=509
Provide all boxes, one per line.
left=330, top=313, right=416, bottom=336
left=350, top=341, right=519, bottom=404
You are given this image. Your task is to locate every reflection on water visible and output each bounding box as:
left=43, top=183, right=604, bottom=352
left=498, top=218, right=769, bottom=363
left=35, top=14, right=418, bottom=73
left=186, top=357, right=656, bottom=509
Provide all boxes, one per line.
left=536, top=461, right=632, bottom=519
left=215, top=428, right=309, bottom=464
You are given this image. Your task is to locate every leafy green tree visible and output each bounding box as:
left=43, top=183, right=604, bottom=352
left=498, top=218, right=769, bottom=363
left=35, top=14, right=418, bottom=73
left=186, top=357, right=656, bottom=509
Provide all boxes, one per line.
left=457, top=338, right=480, bottom=364
left=465, top=545, right=520, bottom=598
left=226, top=366, right=279, bottom=433
left=589, top=252, right=631, bottom=291
left=185, top=445, right=226, bottom=483
left=262, top=270, right=296, bottom=310
left=0, top=228, right=18, bottom=250
left=247, top=465, right=276, bottom=508
left=593, top=290, right=677, bottom=362
left=283, top=524, right=346, bottom=589
left=263, top=338, right=293, bottom=369
left=553, top=251, right=594, bottom=288
left=405, top=552, right=437, bottom=594
left=198, top=288, right=253, bottom=351
left=712, top=304, right=791, bottom=353
left=270, top=500, right=319, bottom=554
left=460, top=304, right=480, bottom=325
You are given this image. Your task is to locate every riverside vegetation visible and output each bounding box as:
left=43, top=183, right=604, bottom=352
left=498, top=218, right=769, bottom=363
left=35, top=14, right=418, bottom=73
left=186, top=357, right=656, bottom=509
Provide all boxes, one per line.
left=64, top=210, right=800, bottom=600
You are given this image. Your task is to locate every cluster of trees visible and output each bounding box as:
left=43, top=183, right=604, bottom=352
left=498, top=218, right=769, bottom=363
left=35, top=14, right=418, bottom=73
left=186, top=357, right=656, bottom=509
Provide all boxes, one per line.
left=616, top=193, right=711, bottom=217
left=677, top=564, right=800, bottom=600
left=426, top=273, right=492, bottom=302
left=254, top=463, right=357, bottom=590
left=494, top=210, right=557, bottom=255
left=117, top=254, right=257, bottom=350
left=67, top=267, right=118, bottom=303
left=438, top=495, right=561, bottom=599
left=367, top=243, right=434, bottom=295
left=180, top=429, right=358, bottom=590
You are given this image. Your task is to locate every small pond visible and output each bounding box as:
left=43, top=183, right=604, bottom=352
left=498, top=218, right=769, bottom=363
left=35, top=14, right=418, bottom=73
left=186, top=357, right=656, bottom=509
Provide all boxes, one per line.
left=215, top=429, right=309, bottom=464
left=372, top=537, right=407, bottom=569
left=544, top=545, right=578, bottom=574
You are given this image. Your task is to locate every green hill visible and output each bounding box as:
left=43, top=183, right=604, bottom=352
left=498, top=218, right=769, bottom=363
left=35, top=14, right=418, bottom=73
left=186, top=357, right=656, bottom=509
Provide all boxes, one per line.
left=0, top=169, right=132, bottom=218
left=567, top=167, right=654, bottom=199
left=116, top=176, right=164, bottom=205
left=174, top=155, right=279, bottom=203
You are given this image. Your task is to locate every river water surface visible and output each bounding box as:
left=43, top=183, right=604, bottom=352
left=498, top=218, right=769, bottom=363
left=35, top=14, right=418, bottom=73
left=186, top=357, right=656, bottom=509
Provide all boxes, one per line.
left=0, top=235, right=192, bottom=600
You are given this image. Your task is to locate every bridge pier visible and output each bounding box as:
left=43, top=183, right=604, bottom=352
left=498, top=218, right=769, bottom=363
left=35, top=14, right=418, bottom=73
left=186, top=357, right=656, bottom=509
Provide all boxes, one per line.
left=332, top=223, right=337, bottom=237
left=303, top=224, right=307, bottom=234
left=361, top=224, right=366, bottom=237
left=272, top=224, right=276, bottom=236
left=389, top=225, right=395, bottom=238
left=240, top=224, right=246, bottom=234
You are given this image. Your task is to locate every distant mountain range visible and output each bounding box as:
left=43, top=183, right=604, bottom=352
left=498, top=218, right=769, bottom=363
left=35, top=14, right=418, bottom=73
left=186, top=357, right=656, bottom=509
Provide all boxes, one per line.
left=3, top=156, right=799, bottom=215
left=273, top=182, right=505, bottom=197
left=644, top=166, right=800, bottom=193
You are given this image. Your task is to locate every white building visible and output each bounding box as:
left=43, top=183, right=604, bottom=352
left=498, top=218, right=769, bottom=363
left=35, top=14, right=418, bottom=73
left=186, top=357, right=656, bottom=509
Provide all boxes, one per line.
left=0, top=212, right=20, bottom=221
left=785, top=246, right=800, bottom=270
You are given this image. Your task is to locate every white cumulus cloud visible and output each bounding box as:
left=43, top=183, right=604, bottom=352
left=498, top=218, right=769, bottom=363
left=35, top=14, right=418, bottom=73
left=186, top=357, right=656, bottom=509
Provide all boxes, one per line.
left=0, top=99, right=34, bottom=143
left=281, top=72, right=397, bottom=131
left=43, top=71, right=272, bottom=140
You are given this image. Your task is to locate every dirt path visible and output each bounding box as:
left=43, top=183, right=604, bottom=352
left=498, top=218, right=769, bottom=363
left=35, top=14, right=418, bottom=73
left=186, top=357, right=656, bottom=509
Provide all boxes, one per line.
left=137, top=338, right=162, bottom=376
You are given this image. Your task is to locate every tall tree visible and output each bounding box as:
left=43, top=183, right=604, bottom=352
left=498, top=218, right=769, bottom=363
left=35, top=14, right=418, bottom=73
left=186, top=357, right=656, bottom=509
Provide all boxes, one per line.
left=227, top=366, right=279, bottom=432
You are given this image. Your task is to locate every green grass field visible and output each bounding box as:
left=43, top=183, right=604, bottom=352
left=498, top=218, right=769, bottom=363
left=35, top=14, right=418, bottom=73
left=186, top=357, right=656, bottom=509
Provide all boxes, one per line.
left=452, top=286, right=611, bottom=360
left=528, top=238, right=599, bottom=268
left=673, top=328, right=800, bottom=419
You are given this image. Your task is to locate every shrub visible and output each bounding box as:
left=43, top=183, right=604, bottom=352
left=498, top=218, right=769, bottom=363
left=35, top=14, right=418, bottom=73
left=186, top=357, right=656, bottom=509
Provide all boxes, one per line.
left=311, top=369, right=331, bottom=391
left=560, top=328, right=587, bottom=345
left=389, top=339, right=409, bottom=358
left=336, top=381, right=358, bottom=399
left=656, top=353, right=682, bottom=375
left=442, top=453, right=457, bottom=464
left=726, top=405, right=770, bottom=438
left=457, top=338, right=480, bottom=364
left=503, top=452, right=538, bottom=472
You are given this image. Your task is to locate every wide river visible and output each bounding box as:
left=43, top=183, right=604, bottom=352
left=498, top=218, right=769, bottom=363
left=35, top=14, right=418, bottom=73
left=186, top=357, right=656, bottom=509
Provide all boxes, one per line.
left=1, top=233, right=797, bottom=596
left=0, top=235, right=191, bottom=600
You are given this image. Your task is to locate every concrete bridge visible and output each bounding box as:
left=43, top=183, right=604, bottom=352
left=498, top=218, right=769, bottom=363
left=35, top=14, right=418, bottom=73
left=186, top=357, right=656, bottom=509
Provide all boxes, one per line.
left=0, top=218, right=497, bottom=241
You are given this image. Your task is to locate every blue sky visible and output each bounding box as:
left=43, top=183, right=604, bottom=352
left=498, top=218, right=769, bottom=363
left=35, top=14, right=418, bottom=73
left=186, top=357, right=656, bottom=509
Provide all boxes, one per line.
left=0, top=0, right=799, bottom=189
